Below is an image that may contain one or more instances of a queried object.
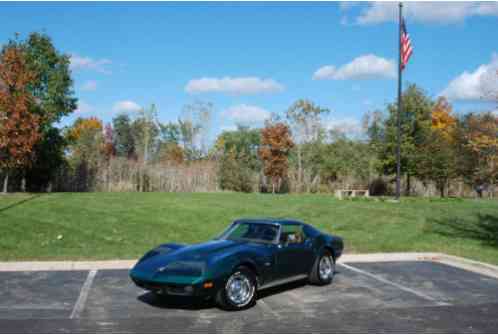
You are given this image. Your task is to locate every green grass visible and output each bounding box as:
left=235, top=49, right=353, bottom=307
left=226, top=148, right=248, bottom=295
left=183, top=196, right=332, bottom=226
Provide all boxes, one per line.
left=1, top=192, right=498, bottom=264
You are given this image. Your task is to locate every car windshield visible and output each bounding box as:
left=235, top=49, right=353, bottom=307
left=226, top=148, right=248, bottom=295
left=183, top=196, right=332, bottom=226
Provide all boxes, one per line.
left=218, top=222, right=279, bottom=244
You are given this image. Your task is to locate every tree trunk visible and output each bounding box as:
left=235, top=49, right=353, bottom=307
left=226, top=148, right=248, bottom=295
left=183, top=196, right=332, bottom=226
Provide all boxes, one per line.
left=439, top=183, right=445, bottom=198
left=297, top=145, right=302, bottom=192
left=2, top=172, right=8, bottom=193
left=405, top=173, right=411, bottom=196
left=21, top=177, right=26, bottom=192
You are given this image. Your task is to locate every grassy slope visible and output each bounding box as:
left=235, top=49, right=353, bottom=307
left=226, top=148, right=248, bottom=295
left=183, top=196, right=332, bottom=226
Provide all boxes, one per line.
left=0, top=192, right=497, bottom=264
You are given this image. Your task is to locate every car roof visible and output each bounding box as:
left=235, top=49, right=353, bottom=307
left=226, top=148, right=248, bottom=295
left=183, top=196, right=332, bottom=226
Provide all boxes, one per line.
left=234, top=218, right=306, bottom=226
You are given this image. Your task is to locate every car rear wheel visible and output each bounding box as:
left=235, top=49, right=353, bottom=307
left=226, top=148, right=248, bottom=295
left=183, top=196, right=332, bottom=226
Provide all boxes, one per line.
left=309, top=250, right=335, bottom=285
left=216, top=266, right=256, bottom=310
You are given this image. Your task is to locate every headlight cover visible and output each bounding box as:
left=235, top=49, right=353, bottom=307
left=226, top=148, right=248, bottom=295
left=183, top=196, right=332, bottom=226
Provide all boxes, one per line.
left=160, top=261, right=205, bottom=277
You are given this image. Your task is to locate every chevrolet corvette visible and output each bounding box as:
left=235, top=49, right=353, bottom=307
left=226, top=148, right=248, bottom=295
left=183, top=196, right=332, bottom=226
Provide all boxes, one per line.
left=130, top=218, right=343, bottom=310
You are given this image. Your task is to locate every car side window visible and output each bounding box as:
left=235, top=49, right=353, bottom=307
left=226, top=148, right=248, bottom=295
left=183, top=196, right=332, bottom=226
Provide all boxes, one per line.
left=280, top=225, right=305, bottom=245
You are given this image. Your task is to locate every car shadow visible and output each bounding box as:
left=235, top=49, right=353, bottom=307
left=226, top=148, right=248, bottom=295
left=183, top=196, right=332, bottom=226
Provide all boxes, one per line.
left=137, top=291, right=213, bottom=310
left=137, top=270, right=341, bottom=311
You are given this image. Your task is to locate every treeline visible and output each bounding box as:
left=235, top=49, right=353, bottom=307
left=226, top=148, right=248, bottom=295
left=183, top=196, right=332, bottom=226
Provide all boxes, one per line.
left=1, top=33, right=497, bottom=197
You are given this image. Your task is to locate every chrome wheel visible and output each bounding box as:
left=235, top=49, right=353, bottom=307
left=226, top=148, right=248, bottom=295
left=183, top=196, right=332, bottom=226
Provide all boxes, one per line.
left=225, top=272, right=255, bottom=307
left=319, top=255, right=334, bottom=281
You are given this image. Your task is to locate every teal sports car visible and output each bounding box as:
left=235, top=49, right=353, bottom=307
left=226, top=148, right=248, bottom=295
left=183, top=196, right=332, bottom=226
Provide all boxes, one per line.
left=130, top=218, right=343, bottom=310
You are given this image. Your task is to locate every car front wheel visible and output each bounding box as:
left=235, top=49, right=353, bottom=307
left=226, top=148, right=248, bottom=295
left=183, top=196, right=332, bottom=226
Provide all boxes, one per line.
left=216, top=266, right=256, bottom=310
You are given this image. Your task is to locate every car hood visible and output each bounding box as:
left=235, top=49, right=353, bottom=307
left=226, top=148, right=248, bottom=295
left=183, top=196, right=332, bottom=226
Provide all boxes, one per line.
left=132, top=239, right=250, bottom=273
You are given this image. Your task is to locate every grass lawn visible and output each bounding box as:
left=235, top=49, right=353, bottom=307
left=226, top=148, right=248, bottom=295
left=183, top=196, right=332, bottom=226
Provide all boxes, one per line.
left=0, top=192, right=497, bottom=264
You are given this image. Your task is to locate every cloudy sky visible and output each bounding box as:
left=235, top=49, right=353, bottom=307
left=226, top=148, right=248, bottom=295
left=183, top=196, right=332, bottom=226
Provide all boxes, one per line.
left=1, top=2, right=497, bottom=139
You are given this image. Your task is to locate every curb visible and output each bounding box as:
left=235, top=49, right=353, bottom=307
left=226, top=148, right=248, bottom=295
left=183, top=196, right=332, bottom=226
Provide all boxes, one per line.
left=1, top=253, right=498, bottom=279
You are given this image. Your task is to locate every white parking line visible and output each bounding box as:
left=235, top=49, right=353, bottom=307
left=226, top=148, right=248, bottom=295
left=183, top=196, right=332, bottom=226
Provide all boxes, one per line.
left=339, top=263, right=450, bottom=306
left=70, top=269, right=97, bottom=319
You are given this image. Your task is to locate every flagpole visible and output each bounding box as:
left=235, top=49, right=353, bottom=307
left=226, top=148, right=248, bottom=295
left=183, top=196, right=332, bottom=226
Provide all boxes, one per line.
left=395, top=2, right=403, bottom=200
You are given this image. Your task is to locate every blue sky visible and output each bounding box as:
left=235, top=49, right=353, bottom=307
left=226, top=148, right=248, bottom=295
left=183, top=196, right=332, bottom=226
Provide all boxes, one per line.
left=0, top=1, right=497, bottom=139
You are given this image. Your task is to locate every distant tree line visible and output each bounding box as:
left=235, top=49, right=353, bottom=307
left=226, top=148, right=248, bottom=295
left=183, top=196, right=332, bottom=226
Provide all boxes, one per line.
left=1, top=32, right=497, bottom=197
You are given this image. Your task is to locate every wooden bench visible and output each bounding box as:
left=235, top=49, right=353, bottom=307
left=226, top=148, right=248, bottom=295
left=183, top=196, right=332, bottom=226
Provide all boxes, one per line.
left=335, top=189, right=370, bottom=199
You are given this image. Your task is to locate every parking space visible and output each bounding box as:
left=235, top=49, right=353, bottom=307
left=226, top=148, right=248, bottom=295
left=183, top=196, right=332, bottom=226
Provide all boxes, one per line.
left=1, top=260, right=498, bottom=333
left=0, top=271, right=87, bottom=320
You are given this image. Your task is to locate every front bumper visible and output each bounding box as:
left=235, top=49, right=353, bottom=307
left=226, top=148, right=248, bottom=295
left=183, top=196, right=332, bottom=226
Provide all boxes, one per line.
left=130, top=270, right=223, bottom=297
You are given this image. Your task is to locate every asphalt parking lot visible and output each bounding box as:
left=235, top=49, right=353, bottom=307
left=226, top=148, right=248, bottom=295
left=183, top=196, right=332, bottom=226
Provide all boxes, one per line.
left=1, top=260, right=498, bottom=333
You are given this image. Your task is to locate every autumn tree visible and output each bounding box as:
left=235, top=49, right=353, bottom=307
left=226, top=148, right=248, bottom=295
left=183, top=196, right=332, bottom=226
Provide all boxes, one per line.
left=65, top=117, right=104, bottom=191
left=102, top=123, right=115, bottom=161
left=259, top=122, right=294, bottom=193
left=286, top=99, right=329, bottom=192
left=455, top=112, right=498, bottom=196
left=415, top=97, right=458, bottom=196
left=21, top=32, right=77, bottom=191
left=158, top=121, right=184, bottom=164
left=0, top=45, right=40, bottom=193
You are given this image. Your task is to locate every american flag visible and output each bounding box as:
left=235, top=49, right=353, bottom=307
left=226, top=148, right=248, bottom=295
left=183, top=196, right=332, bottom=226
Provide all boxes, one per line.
left=400, top=18, right=413, bottom=70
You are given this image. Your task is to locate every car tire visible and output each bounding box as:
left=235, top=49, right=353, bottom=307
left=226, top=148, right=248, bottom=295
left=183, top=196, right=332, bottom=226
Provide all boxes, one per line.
left=309, top=250, right=335, bottom=285
left=216, top=266, right=257, bottom=310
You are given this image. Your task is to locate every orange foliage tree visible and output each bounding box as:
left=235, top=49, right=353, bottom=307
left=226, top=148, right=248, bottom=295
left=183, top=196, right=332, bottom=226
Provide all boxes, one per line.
left=432, top=97, right=456, bottom=140
left=416, top=97, right=458, bottom=196
left=259, top=122, right=294, bottom=193
left=65, top=117, right=104, bottom=162
left=464, top=113, right=498, bottom=191
left=0, top=45, right=41, bottom=193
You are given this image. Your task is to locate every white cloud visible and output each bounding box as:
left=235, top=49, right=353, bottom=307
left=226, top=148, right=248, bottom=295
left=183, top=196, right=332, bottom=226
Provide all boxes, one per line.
left=313, top=54, right=396, bottom=80
left=81, top=80, right=97, bottom=91
left=75, top=100, right=94, bottom=115
left=112, top=100, right=142, bottom=113
left=220, top=125, right=238, bottom=132
left=70, top=54, right=112, bottom=74
left=327, top=117, right=364, bottom=137
left=224, top=104, right=270, bottom=124
left=352, top=2, right=498, bottom=25
left=440, top=53, right=498, bottom=101
left=185, top=77, right=284, bottom=95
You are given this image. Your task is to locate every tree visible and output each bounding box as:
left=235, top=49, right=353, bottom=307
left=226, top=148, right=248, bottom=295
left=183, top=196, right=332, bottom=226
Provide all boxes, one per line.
left=0, top=44, right=41, bottom=193
left=65, top=117, right=104, bottom=191
left=23, top=32, right=77, bottom=124
left=319, top=133, right=375, bottom=189
left=286, top=99, right=329, bottom=192
left=180, top=101, right=213, bottom=159
left=377, top=84, right=433, bottom=195
left=157, top=121, right=184, bottom=164
left=102, top=123, right=115, bottom=161
left=218, top=148, right=253, bottom=192
left=214, top=125, right=261, bottom=170
left=132, top=104, right=159, bottom=163
left=214, top=125, right=260, bottom=192
left=259, top=122, right=294, bottom=193
left=112, top=113, right=135, bottom=158
left=414, top=97, right=458, bottom=197
left=21, top=32, right=77, bottom=191
left=160, top=122, right=181, bottom=145
left=455, top=112, right=498, bottom=196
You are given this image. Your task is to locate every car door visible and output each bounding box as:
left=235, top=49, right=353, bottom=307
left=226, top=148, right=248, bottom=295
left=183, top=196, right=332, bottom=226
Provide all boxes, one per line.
left=275, top=224, right=315, bottom=279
